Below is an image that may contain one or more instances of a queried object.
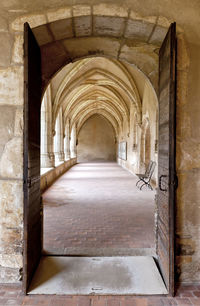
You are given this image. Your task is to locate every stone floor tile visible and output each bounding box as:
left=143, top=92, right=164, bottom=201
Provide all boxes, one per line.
left=106, top=297, right=121, bottom=306
left=49, top=296, right=77, bottom=306
left=92, top=296, right=107, bottom=306
left=22, top=295, right=51, bottom=305
left=0, top=285, right=200, bottom=306
left=188, top=298, right=200, bottom=305
left=121, top=297, right=148, bottom=306
left=192, top=291, right=200, bottom=297
left=174, top=297, right=193, bottom=305
left=77, top=296, right=92, bottom=306
left=0, top=298, right=23, bottom=306
left=43, top=162, right=155, bottom=255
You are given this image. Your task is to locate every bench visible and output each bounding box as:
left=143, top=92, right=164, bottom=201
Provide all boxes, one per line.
left=136, top=160, right=156, bottom=190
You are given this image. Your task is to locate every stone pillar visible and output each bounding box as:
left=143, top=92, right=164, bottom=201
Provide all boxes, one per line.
left=64, top=120, right=70, bottom=160
left=54, top=108, right=65, bottom=162
left=70, top=124, right=77, bottom=158
left=40, top=85, right=55, bottom=168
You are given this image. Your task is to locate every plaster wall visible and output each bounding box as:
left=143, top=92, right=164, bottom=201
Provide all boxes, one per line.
left=77, top=115, right=116, bottom=163
left=0, top=1, right=199, bottom=284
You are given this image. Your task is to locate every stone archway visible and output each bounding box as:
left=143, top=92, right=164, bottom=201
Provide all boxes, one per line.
left=21, top=8, right=178, bottom=294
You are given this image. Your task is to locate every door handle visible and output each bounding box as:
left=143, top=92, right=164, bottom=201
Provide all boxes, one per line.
left=159, top=175, right=167, bottom=191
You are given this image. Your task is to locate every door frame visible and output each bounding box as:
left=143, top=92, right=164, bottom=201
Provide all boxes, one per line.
left=23, top=22, right=177, bottom=296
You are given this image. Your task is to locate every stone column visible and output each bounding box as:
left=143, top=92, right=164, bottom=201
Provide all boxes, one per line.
left=70, top=124, right=77, bottom=158
left=64, top=120, right=70, bottom=160
left=41, top=85, right=55, bottom=168
left=54, top=108, right=65, bottom=163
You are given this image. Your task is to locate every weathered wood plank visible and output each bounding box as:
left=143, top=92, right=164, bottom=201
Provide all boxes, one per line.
left=157, top=22, right=176, bottom=295
left=23, top=23, right=42, bottom=294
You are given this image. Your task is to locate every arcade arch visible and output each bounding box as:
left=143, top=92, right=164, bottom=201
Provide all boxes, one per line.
left=40, top=56, right=158, bottom=176
left=22, top=10, right=177, bottom=294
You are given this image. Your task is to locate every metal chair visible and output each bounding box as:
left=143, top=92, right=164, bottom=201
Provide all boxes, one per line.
left=136, top=161, right=156, bottom=190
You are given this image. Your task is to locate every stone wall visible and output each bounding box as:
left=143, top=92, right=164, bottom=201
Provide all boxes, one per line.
left=118, top=77, right=158, bottom=183
left=77, top=115, right=116, bottom=162
left=175, top=35, right=200, bottom=283
left=0, top=16, right=23, bottom=282
left=0, top=1, right=199, bottom=285
left=41, top=158, right=77, bottom=192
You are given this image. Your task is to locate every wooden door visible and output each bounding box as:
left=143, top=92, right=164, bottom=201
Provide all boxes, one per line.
left=23, top=22, right=42, bottom=293
left=157, top=23, right=177, bottom=295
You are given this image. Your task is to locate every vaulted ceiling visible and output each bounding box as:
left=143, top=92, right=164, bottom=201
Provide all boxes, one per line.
left=49, top=57, right=144, bottom=137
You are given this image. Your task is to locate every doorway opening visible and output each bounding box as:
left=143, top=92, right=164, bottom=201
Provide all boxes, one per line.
left=23, top=20, right=176, bottom=295
left=40, top=56, right=158, bottom=259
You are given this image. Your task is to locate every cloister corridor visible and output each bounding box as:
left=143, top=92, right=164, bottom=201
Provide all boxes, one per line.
left=1, top=0, right=200, bottom=302
left=39, top=55, right=159, bottom=258
left=35, top=54, right=162, bottom=294
left=42, top=162, right=155, bottom=256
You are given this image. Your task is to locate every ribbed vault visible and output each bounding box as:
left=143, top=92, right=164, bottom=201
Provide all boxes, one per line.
left=51, top=57, right=142, bottom=139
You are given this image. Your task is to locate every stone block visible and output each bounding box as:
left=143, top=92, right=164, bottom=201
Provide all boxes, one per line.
left=176, top=109, right=191, bottom=140
left=119, top=44, right=158, bottom=76
left=179, top=170, right=200, bottom=221
left=46, top=7, right=71, bottom=23
left=0, top=106, right=15, bottom=157
left=176, top=70, right=188, bottom=106
left=176, top=239, right=195, bottom=256
left=12, top=34, right=23, bottom=64
left=0, top=254, right=22, bottom=269
left=178, top=256, right=200, bottom=283
left=74, top=16, right=92, bottom=37
left=49, top=18, right=73, bottom=41
left=149, top=25, right=168, bottom=46
left=32, top=24, right=53, bottom=46
left=0, top=137, right=23, bottom=179
left=0, top=179, right=23, bottom=256
left=93, top=4, right=128, bottom=18
left=157, top=16, right=172, bottom=28
left=11, top=14, right=47, bottom=31
left=177, top=34, right=190, bottom=71
left=0, top=226, right=22, bottom=254
left=73, top=5, right=91, bottom=17
left=0, top=266, right=21, bottom=283
left=148, top=70, right=158, bottom=94
left=14, top=108, right=23, bottom=137
left=0, top=66, right=23, bottom=105
left=129, top=11, right=157, bottom=24
left=63, top=37, right=120, bottom=60
left=124, top=19, right=154, bottom=42
left=93, top=16, right=126, bottom=37
left=0, top=16, right=8, bottom=32
left=0, top=32, right=13, bottom=67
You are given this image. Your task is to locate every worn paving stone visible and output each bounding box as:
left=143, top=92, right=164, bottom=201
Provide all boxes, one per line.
left=0, top=284, right=200, bottom=305
left=43, top=162, right=155, bottom=254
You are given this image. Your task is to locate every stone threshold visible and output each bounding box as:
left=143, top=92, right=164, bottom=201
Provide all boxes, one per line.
left=42, top=247, right=156, bottom=257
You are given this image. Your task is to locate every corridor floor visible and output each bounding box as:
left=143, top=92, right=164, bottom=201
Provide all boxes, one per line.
left=43, top=162, right=155, bottom=255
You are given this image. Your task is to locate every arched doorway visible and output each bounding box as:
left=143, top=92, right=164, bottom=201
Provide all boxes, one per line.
left=23, top=19, right=176, bottom=295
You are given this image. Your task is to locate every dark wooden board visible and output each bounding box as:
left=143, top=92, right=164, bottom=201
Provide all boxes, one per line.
left=157, top=22, right=177, bottom=296
left=23, top=23, right=42, bottom=293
